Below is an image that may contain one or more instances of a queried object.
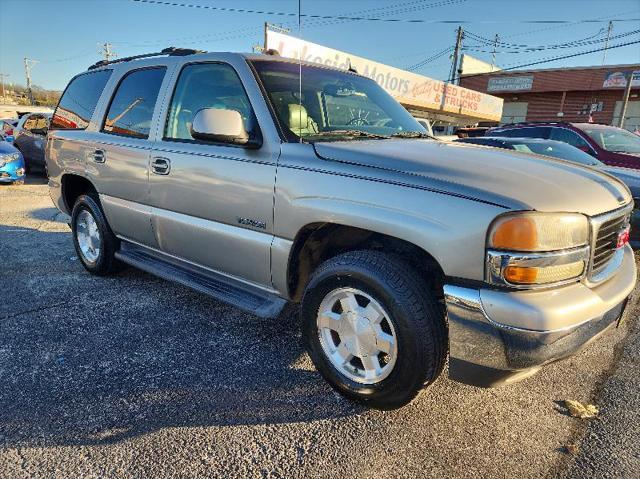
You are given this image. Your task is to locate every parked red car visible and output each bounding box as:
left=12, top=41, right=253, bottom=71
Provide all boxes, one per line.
left=486, top=122, right=640, bottom=170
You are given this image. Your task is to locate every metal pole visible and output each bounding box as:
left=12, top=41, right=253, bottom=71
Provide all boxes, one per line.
left=100, top=42, right=115, bottom=62
left=602, top=21, right=613, bottom=65
left=618, top=71, right=634, bottom=129
left=491, top=34, right=499, bottom=70
left=449, top=26, right=463, bottom=84
left=0, top=73, right=8, bottom=98
left=264, top=22, right=268, bottom=51
left=24, top=58, right=34, bottom=106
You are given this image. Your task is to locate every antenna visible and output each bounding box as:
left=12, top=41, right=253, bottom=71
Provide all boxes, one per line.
left=298, top=0, right=302, bottom=142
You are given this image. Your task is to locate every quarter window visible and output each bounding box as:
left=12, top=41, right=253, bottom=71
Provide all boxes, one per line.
left=103, top=67, right=166, bottom=139
left=165, top=63, right=257, bottom=141
left=51, top=70, right=112, bottom=130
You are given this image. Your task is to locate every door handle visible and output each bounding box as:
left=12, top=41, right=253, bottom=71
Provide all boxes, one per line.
left=151, top=157, right=171, bottom=175
left=92, top=149, right=106, bottom=163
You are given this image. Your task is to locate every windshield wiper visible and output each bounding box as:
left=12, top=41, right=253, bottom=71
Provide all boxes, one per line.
left=306, top=129, right=391, bottom=141
left=391, top=131, right=437, bottom=140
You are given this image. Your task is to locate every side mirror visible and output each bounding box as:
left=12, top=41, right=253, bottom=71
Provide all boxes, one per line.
left=191, top=108, right=260, bottom=148
left=31, top=128, right=48, bottom=136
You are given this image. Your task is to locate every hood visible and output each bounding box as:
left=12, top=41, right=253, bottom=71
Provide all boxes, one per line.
left=601, top=166, right=640, bottom=198
left=313, top=139, right=631, bottom=216
left=0, top=141, right=19, bottom=155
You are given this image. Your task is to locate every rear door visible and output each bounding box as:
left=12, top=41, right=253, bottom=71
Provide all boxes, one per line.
left=88, top=65, right=170, bottom=248
left=29, top=114, right=49, bottom=168
left=147, top=59, right=279, bottom=287
left=14, top=114, right=38, bottom=162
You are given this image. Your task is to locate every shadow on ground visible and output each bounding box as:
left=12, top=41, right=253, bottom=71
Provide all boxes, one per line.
left=0, top=224, right=362, bottom=449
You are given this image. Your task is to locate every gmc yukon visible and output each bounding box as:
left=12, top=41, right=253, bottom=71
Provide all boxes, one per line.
left=45, top=49, right=637, bottom=409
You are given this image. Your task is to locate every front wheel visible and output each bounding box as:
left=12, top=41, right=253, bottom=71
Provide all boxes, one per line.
left=301, top=250, right=447, bottom=410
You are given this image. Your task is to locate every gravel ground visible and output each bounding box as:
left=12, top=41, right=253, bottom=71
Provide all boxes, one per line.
left=0, top=178, right=638, bottom=479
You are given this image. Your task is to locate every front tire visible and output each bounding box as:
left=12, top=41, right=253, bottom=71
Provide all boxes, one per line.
left=71, top=194, right=120, bottom=275
left=301, top=250, right=447, bottom=410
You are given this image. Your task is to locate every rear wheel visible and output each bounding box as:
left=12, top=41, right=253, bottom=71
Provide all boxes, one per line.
left=301, top=250, right=447, bottom=409
left=71, top=194, right=121, bottom=275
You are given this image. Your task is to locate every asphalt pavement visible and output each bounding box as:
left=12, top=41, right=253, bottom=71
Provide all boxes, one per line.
left=1, top=177, right=638, bottom=478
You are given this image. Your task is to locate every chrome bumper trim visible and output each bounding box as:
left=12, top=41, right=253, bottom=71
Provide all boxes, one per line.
left=445, top=284, right=631, bottom=387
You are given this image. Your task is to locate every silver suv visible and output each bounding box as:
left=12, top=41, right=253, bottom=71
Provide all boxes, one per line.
left=46, top=49, right=636, bottom=409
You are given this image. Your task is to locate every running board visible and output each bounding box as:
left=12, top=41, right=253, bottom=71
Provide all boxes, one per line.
left=115, top=243, right=287, bottom=318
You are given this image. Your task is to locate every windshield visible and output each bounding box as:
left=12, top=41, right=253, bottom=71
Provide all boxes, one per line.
left=507, top=139, right=604, bottom=166
left=583, top=126, right=640, bottom=153
left=250, top=60, right=426, bottom=141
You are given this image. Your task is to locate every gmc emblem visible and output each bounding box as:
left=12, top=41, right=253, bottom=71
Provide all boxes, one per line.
left=617, top=226, right=630, bottom=249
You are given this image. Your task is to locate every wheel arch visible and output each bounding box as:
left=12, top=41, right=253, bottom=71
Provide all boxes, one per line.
left=286, top=222, right=445, bottom=302
left=61, top=174, right=98, bottom=214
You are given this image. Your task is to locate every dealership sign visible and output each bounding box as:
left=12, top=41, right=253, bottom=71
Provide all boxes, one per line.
left=603, top=70, right=640, bottom=88
left=487, top=76, right=534, bottom=92
left=265, top=30, right=503, bottom=122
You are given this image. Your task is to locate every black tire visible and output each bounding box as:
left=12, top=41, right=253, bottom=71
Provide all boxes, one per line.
left=301, top=250, right=447, bottom=410
left=71, top=193, right=121, bottom=275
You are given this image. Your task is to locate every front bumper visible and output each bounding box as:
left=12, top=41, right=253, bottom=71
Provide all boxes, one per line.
left=0, top=166, right=25, bottom=183
left=0, top=155, right=26, bottom=183
left=446, top=244, right=637, bottom=387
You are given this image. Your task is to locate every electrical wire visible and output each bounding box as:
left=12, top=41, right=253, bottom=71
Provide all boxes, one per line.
left=463, top=28, right=640, bottom=54
left=130, top=0, right=640, bottom=25
left=405, top=47, right=454, bottom=71
left=464, top=28, right=607, bottom=49
left=453, top=38, right=640, bottom=83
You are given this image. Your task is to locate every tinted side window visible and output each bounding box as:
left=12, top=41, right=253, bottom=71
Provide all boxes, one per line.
left=549, top=128, right=591, bottom=149
left=51, top=70, right=112, bottom=130
left=512, top=127, right=551, bottom=139
left=104, top=67, right=166, bottom=139
left=165, top=63, right=257, bottom=141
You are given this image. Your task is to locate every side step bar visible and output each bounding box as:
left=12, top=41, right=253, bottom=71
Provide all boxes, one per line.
left=115, top=243, right=287, bottom=318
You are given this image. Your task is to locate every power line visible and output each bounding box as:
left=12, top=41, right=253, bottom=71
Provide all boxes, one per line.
left=405, top=47, right=454, bottom=71
left=462, top=28, right=640, bottom=54
left=464, top=28, right=607, bottom=49
left=454, top=38, right=640, bottom=83
left=500, top=9, right=639, bottom=39
left=130, top=0, right=640, bottom=24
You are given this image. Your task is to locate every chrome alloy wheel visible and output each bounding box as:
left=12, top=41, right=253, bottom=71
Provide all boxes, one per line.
left=76, top=209, right=101, bottom=263
left=317, top=287, right=398, bottom=384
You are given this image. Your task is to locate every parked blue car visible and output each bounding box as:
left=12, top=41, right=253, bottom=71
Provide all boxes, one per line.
left=0, top=137, right=26, bottom=184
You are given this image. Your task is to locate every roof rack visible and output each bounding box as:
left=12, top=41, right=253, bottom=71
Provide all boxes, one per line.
left=87, top=47, right=205, bottom=70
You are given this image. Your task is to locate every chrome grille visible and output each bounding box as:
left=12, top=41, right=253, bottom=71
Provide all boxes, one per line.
left=589, top=205, right=632, bottom=280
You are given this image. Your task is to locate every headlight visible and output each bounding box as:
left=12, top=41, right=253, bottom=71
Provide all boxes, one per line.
left=0, top=152, right=20, bottom=168
left=486, top=211, right=590, bottom=288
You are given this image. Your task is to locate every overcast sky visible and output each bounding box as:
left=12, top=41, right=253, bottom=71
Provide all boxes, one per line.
left=1, top=0, right=639, bottom=91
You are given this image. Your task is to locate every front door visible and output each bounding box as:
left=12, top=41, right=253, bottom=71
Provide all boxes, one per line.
left=148, top=61, right=278, bottom=287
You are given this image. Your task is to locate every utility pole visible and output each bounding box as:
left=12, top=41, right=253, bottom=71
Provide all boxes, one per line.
left=0, top=73, right=9, bottom=98
left=99, top=42, right=116, bottom=62
left=263, top=22, right=290, bottom=52
left=449, top=26, right=463, bottom=84
left=618, top=70, right=635, bottom=129
left=491, top=34, right=499, bottom=70
left=23, top=58, right=37, bottom=106
left=602, top=21, right=613, bottom=65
